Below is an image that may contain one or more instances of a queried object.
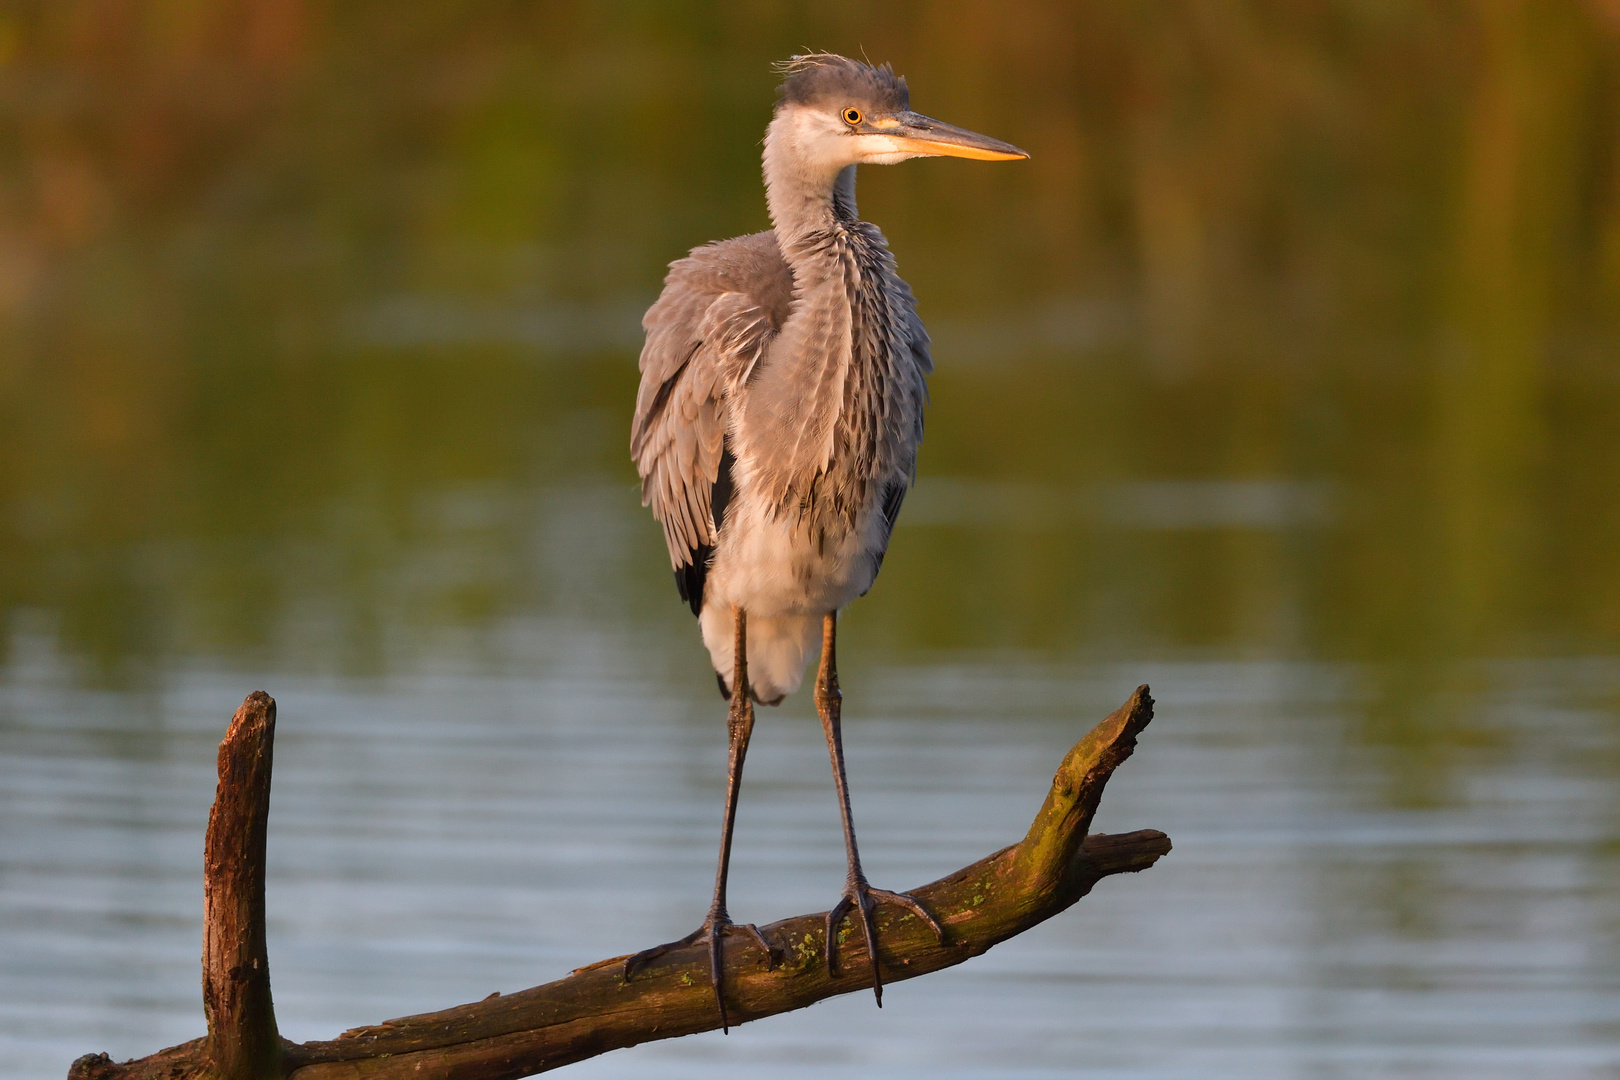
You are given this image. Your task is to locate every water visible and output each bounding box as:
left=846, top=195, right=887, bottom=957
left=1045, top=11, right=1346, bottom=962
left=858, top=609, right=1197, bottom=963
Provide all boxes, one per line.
left=4, top=597, right=1618, bottom=1077
left=5, top=4, right=1620, bottom=1076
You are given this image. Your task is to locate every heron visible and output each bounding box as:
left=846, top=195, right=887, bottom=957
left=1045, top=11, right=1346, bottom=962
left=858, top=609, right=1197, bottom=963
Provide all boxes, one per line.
left=626, top=53, right=1027, bottom=1028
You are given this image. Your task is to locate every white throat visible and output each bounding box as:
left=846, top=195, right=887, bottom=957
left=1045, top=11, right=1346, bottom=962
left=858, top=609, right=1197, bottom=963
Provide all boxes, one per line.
left=763, top=107, right=860, bottom=240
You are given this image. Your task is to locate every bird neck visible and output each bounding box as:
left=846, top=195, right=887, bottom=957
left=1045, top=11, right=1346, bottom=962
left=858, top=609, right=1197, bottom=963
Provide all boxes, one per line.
left=831, top=165, right=858, bottom=221
left=763, top=114, right=859, bottom=258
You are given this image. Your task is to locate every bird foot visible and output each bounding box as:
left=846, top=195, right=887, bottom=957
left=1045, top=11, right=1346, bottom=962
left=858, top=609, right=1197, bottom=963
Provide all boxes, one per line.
left=622, top=911, right=776, bottom=1032
left=825, top=878, right=945, bottom=1007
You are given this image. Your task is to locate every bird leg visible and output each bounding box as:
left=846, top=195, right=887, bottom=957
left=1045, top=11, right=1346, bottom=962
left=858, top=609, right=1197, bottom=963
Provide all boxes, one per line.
left=622, top=605, right=774, bottom=1032
left=815, top=611, right=945, bottom=1006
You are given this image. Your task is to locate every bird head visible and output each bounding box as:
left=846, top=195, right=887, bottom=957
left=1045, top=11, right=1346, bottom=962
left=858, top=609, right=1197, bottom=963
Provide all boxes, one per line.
left=770, top=54, right=1028, bottom=174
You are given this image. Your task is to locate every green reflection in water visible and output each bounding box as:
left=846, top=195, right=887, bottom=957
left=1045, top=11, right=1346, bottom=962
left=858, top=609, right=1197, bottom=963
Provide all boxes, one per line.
left=2, top=3, right=1618, bottom=798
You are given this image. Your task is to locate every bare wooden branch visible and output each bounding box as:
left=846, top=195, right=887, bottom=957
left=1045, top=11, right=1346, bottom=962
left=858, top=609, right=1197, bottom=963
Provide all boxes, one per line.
left=202, top=691, right=282, bottom=1080
left=69, top=686, right=1168, bottom=1080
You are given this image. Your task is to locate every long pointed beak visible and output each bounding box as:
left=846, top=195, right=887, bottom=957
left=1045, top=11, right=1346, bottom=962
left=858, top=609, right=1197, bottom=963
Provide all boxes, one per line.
left=881, top=111, right=1029, bottom=161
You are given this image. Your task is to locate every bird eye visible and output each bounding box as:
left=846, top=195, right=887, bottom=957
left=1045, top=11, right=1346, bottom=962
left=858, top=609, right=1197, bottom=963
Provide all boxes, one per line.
left=842, top=107, right=862, bottom=126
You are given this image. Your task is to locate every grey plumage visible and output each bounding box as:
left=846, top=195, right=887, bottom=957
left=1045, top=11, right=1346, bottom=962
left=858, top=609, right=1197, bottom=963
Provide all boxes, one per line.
left=631, top=54, right=979, bottom=703
left=631, top=231, right=789, bottom=599
left=775, top=52, right=911, bottom=111
left=631, top=218, right=931, bottom=586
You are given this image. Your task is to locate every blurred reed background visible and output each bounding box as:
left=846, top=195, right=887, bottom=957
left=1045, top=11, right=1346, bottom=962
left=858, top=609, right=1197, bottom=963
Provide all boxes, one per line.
left=2, top=3, right=1618, bottom=1078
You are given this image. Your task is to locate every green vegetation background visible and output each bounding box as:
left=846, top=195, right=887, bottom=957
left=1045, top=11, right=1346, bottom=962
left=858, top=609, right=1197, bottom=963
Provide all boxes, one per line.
left=2, top=2, right=1618, bottom=791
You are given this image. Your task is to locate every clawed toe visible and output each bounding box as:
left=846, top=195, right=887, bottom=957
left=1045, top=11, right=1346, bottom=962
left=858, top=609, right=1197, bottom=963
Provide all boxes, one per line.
left=621, top=916, right=776, bottom=1033
left=866, top=887, right=943, bottom=939
left=825, top=881, right=945, bottom=1007
left=735, top=920, right=776, bottom=964
left=621, top=926, right=702, bottom=981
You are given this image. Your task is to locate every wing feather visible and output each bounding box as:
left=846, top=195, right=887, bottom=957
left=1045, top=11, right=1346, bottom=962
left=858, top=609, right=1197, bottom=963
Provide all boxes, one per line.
left=631, top=251, right=780, bottom=580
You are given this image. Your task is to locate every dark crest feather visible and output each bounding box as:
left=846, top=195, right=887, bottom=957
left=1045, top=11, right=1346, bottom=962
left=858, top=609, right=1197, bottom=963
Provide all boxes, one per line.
left=774, top=53, right=909, bottom=113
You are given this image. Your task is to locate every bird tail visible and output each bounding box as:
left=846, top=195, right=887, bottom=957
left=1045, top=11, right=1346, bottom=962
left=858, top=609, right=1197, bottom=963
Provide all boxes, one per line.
left=700, top=606, right=819, bottom=706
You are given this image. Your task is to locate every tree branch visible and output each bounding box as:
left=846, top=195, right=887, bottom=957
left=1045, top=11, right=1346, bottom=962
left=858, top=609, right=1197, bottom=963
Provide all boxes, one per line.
left=69, top=686, right=1168, bottom=1080
left=203, top=691, right=282, bottom=1080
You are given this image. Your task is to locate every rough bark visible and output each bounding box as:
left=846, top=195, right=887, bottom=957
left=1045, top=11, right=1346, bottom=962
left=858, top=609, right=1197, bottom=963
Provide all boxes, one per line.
left=202, top=691, right=283, bottom=1080
left=70, top=685, right=1168, bottom=1080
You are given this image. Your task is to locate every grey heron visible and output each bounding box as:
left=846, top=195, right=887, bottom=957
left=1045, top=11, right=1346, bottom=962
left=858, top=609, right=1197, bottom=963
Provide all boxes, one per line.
left=627, top=53, right=1027, bottom=1028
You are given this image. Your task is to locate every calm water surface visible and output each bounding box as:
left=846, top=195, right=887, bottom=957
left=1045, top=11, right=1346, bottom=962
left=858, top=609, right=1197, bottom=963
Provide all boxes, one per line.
left=3, top=551, right=1618, bottom=1078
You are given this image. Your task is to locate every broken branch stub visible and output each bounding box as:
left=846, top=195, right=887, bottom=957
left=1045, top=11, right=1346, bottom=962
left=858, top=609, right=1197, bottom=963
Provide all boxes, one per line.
left=203, top=691, right=282, bottom=1080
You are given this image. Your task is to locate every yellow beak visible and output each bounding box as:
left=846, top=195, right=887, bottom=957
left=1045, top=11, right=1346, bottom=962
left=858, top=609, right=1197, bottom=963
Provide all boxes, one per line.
left=881, top=111, right=1029, bottom=161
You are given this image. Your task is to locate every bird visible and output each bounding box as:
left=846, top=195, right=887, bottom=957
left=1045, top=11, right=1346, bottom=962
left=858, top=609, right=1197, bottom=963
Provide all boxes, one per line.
left=626, top=53, right=1027, bottom=1029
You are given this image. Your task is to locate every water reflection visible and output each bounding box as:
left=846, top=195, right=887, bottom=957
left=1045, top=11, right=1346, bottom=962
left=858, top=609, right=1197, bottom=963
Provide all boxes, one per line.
left=2, top=3, right=1619, bottom=1077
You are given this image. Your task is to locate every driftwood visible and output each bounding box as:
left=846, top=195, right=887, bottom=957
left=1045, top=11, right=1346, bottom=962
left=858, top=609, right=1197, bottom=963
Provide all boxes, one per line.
left=69, top=685, right=1169, bottom=1080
